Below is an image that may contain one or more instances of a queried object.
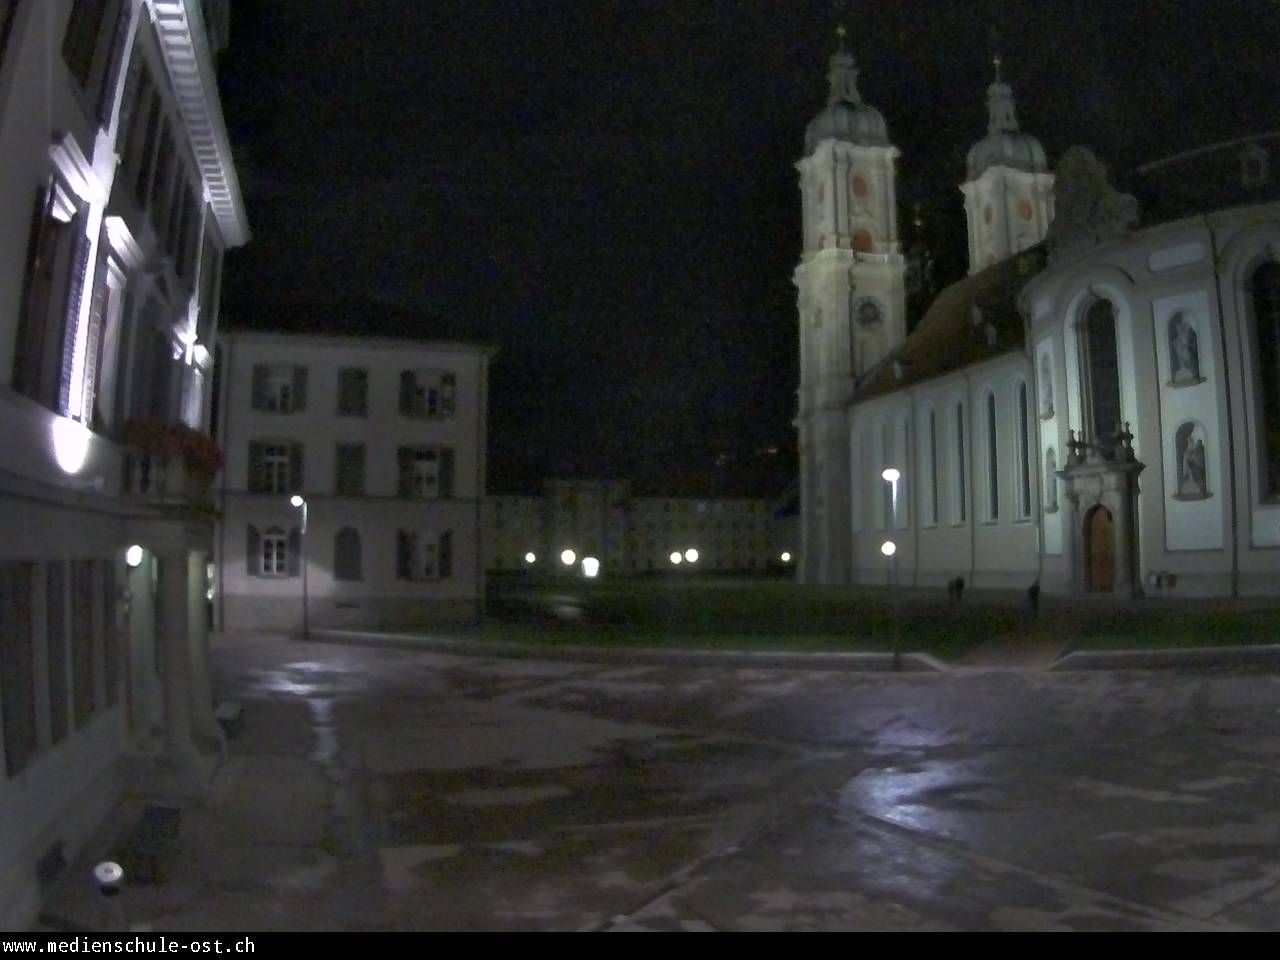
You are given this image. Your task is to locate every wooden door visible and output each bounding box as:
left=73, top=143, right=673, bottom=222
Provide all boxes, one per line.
left=1087, top=506, right=1115, bottom=593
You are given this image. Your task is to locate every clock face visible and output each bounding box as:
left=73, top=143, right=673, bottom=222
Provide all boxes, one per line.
left=853, top=297, right=884, bottom=329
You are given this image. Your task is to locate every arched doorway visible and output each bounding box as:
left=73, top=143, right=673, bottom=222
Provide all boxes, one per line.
left=1085, top=505, right=1115, bottom=592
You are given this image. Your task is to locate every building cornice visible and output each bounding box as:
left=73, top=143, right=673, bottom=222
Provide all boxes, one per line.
left=149, top=0, right=249, bottom=248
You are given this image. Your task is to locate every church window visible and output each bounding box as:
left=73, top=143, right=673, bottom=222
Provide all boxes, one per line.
left=986, top=391, right=999, bottom=521
left=955, top=403, right=967, bottom=524
left=1080, top=299, right=1122, bottom=451
left=1250, top=261, right=1280, bottom=498
left=1017, top=198, right=1034, bottom=221
left=928, top=408, right=939, bottom=526
left=1017, top=382, right=1032, bottom=520
left=854, top=229, right=873, bottom=253
left=851, top=174, right=869, bottom=199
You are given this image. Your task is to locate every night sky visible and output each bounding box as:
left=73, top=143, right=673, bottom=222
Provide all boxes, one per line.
left=216, top=0, right=1279, bottom=495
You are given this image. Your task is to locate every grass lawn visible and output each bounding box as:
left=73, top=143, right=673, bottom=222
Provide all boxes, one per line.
left=479, top=574, right=1280, bottom=662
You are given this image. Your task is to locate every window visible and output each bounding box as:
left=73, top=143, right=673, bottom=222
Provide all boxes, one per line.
left=248, top=441, right=302, bottom=494
left=246, top=526, right=299, bottom=577
left=955, top=403, right=967, bottom=523
left=132, top=90, right=162, bottom=208
left=1017, top=383, right=1032, bottom=520
left=397, top=530, right=453, bottom=581
left=397, top=446, right=454, bottom=499
left=928, top=409, right=939, bottom=525
left=1251, top=262, right=1280, bottom=498
left=986, top=392, right=999, bottom=521
left=62, top=0, right=112, bottom=88
left=337, top=368, right=368, bottom=416
left=880, top=422, right=892, bottom=529
left=399, top=369, right=456, bottom=417
left=0, top=562, right=36, bottom=777
left=252, top=364, right=307, bottom=413
left=1081, top=299, right=1121, bottom=450
left=11, top=180, right=86, bottom=411
left=334, top=528, right=362, bottom=581
left=335, top=443, right=365, bottom=497
left=262, top=528, right=288, bottom=576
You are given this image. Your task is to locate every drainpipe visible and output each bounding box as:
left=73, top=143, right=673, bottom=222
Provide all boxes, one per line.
left=1205, top=215, right=1241, bottom=597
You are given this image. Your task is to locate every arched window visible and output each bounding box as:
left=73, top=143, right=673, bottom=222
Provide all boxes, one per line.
left=1017, top=382, right=1032, bottom=519
left=1081, top=299, right=1122, bottom=449
left=928, top=408, right=939, bottom=525
left=334, top=527, right=362, bottom=581
left=955, top=403, right=967, bottom=523
left=986, top=392, right=1000, bottom=521
left=1252, top=262, right=1280, bottom=497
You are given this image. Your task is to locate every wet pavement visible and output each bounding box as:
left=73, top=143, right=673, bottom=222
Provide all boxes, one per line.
left=105, top=635, right=1280, bottom=930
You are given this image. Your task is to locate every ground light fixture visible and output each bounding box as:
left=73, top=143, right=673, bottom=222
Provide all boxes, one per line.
left=684, top=548, right=699, bottom=564
left=669, top=551, right=683, bottom=565
left=560, top=549, right=576, bottom=566
left=581, top=556, right=600, bottom=578
left=525, top=552, right=536, bottom=564
left=125, top=545, right=144, bottom=568
left=880, top=540, right=897, bottom=557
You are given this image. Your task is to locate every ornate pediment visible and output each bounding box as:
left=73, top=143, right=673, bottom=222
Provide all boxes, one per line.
left=1045, top=146, right=1139, bottom=262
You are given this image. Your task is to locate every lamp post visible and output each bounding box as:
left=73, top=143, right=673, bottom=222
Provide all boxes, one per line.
left=880, top=539, right=900, bottom=670
left=880, top=467, right=902, bottom=669
left=290, top=494, right=309, bottom=641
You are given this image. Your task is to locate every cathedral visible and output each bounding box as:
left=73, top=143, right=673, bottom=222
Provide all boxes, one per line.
left=794, top=34, right=1280, bottom=598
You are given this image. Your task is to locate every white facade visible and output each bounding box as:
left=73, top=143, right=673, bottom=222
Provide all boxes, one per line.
left=794, top=34, right=1280, bottom=600
left=0, top=0, right=247, bottom=929
left=215, top=332, right=495, bottom=629
left=483, top=481, right=783, bottom=575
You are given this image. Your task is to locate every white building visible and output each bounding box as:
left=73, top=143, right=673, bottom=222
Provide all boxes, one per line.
left=215, top=331, right=495, bottom=629
left=0, top=0, right=247, bottom=928
left=484, top=480, right=783, bottom=575
left=796, top=35, right=1280, bottom=599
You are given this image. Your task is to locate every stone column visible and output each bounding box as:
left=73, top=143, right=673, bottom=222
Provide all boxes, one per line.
left=186, top=551, right=223, bottom=751
left=156, top=550, right=194, bottom=759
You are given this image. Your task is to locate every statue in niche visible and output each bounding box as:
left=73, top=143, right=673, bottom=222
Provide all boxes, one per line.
left=1169, top=312, right=1201, bottom=383
left=1175, top=422, right=1208, bottom=498
left=1039, top=354, right=1054, bottom=418
left=1045, top=447, right=1059, bottom=513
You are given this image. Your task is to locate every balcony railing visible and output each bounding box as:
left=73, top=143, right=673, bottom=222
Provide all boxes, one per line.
left=122, top=418, right=222, bottom=509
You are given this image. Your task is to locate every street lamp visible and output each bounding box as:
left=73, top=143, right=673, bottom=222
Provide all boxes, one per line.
left=881, top=538, right=900, bottom=670
left=560, top=549, right=576, bottom=567
left=780, top=551, right=792, bottom=563
left=881, top=467, right=900, bottom=527
left=669, top=551, right=683, bottom=566
left=525, top=552, right=537, bottom=565
left=290, top=494, right=309, bottom=641
left=684, top=548, right=699, bottom=564
left=582, top=556, right=600, bottom=578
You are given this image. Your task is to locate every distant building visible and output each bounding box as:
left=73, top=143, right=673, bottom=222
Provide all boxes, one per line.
left=796, top=32, right=1280, bottom=598
left=214, top=331, right=495, bottom=629
left=484, top=480, right=790, bottom=575
left=0, top=0, right=247, bottom=928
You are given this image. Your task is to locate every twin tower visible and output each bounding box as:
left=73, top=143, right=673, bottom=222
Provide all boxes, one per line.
left=794, top=34, right=1054, bottom=584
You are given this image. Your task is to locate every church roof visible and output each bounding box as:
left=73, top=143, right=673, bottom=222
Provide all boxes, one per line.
left=856, top=246, right=1046, bottom=402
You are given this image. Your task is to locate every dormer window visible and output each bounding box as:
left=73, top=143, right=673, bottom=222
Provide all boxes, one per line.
left=1240, top=143, right=1271, bottom=189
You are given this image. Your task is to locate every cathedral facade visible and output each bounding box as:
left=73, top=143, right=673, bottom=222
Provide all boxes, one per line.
left=795, top=38, right=1280, bottom=598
